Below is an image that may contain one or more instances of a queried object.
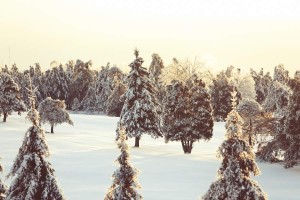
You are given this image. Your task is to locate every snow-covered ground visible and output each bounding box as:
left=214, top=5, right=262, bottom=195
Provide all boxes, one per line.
left=0, top=113, right=300, bottom=200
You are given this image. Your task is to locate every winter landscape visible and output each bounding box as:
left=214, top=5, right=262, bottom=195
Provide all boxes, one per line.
left=1, top=1, right=300, bottom=200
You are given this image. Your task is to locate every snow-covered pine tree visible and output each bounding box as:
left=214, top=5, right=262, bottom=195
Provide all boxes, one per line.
left=81, top=81, right=98, bottom=114
left=210, top=71, right=234, bottom=121
left=282, top=78, right=300, bottom=168
left=162, top=76, right=213, bottom=153
left=39, top=97, right=73, bottom=133
left=104, top=127, right=143, bottom=200
left=250, top=68, right=272, bottom=105
left=273, top=64, right=289, bottom=84
left=118, top=49, right=163, bottom=147
left=6, top=81, right=65, bottom=200
left=106, top=81, right=127, bottom=117
left=69, top=60, right=95, bottom=104
left=47, top=65, right=69, bottom=101
left=71, top=98, right=81, bottom=112
left=0, top=72, right=26, bottom=122
left=0, top=157, right=6, bottom=200
left=149, top=53, right=165, bottom=109
left=202, top=102, right=267, bottom=200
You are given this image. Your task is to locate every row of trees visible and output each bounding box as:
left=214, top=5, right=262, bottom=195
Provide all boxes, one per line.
left=1, top=50, right=300, bottom=163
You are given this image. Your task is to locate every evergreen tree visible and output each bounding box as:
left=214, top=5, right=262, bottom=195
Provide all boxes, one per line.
left=106, top=81, right=127, bottom=117
left=202, top=105, right=267, bottom=200
left=118, top=49, right=162, bottom=147
left=210, top=71, right=234, bottom=121
left=282, top=78, right=300, bottom=168
left=0, top=72, right=26, bottom=122
left=149, top=53, right=165, bottom=108
left=6, top=82, right=65, bottom=200
left=273, top=64, right=289, bottom=84
left=0, top=157, right=6, bottom=200
left=163, top=76, right=213, bottom=153
left=71, top=98, right=81, bottom=112
left=104, top=128, right=143, bottom=200
left=69, top=60, right=95, bottom=104
left=39, top=97, right=73, bottom=133
left=48, top=65, right=69, bottom=101
left=250, top=68, right=272, bottom=105
left=81, top=81, right=98, bottom=114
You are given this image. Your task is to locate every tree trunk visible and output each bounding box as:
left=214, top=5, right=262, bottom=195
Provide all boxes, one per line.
left=3, top=112, right=7, bottom=122
left=181, top=138, right=192, bottom=154
left=51, top=125, right=54, bottom=134
left=134, top=136, right=140, bottom=147
left=249, top=118, right=252, bottom=146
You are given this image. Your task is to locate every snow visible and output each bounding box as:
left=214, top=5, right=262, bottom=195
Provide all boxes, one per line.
left=1, top=113, right=300, bottom=200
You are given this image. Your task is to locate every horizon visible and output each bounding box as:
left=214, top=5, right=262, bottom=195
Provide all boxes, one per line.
left=1, top=0, right=299, bottom=76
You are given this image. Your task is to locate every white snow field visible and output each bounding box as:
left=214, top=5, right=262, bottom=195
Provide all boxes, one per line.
left=1, top=113, right=300, bottom=200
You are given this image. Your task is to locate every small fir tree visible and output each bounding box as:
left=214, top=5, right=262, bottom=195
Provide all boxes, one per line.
left=104, top=127, right=143, bottom=200
left=118, top=49, right=163, bottom=147
left=6, top=81, right=65, bottom=200
left=0, top=72, right=26, bottom=122
left=202, top=103, right=267, bottom=200
left=39, top=97, right=73, bottom=133
left=0, top=157, right=7, bottom=200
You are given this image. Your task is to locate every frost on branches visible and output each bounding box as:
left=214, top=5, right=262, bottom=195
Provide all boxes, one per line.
left=104, top=128, right=143, bottom=200
left=0, top=157, right=7, bottom=200
left=202, top=109, right=267, bottom=200
left=118, top=49, right=162, bottom=147
left=6, top=84, right=65, bottom=200
left=0, top=72, right=26, bottom=122
left=39, top=97, right=73, bottom=133
left=162, top=76, right=213, bottom=153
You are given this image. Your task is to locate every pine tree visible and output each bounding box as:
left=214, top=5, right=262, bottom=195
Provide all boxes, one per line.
left=0, top=72, right=26, bottom=122
left=0, top=157, right=7, bottom=200
left=118, top=49, right=162, bottom=147
left=71, top=98, right=81, bottom=112
left=6, top=81, right=65, bottom=200
left=47, top=65, right=69, bottom=101
left=81, top=81, right=98, bottom=114
left=39, top=97, right=73, bottom=133
left=202, top=102, right=267, bottom=200
left=282, top=78, right=300, bottom=168
left=210, top=71, right=234, bottom=121
left=104, top=128, right=143, bottom=200
left=106, top=81, right=127, bottom=117
left=149, top=53, right=165, bottom=109
left=163, top=76, right=213, bottom=153
left=250, top=68, right=272, bottom=105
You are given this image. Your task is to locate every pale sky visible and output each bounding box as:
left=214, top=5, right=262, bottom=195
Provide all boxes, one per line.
left=1, top=0, right=299, bottom=75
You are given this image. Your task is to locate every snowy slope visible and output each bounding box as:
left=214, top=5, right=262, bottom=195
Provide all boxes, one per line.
left=0, top=113, right=300, bottom=200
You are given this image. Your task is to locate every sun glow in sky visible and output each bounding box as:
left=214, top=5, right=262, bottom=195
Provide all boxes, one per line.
left=1, top=0, right=300, bottom=74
